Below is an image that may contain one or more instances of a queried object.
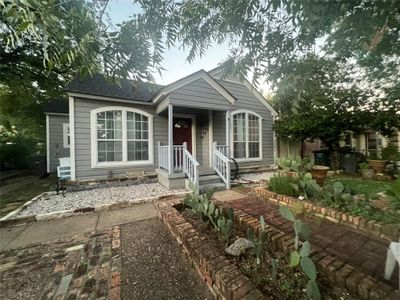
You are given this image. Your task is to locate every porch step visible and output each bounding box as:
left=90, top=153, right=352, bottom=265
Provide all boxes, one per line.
left=198, top=175, right=222, bottom=185
left=198, top=171, right=226, bottom=193
left=199, top=182, right=226, bottom=193
left=199, top=169, right=216, bottom=176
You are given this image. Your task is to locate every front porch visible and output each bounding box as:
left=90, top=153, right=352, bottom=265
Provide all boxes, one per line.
left=156, top=105, right=231, bottom=192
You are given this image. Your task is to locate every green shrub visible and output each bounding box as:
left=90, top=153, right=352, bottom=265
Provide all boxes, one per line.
left=381, top=144, right=400, bottom=161
left=291, top=172, right=322, bottom=199
left=268, top=175, right=299, bottom=197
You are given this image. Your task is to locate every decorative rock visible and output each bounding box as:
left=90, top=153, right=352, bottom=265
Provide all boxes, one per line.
left=225, top=238, right=254, bottom=256
left=14, top=183, right=186, bottom=217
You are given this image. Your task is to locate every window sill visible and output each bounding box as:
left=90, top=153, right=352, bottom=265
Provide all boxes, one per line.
left=91, top=161, right=154, bottom=168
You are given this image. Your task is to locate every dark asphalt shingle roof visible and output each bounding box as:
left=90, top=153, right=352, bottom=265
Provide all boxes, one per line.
left=43, top=98, right=69, bottom=114
left=65, top=74, right=163, bottom=102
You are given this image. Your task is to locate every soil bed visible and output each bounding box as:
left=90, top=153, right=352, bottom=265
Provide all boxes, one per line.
left=179, top=206, right=350, bottom=300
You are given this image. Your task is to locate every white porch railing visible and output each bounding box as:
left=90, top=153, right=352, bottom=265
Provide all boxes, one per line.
left=158, top=143, right=185, bottom=172
left=216, top=145, right=229, bottom=157
left=173, top=145, right=184, bottom=171
left=212, top=142, right=231, bottom=189
left=183, top=142, right=199, bottom=192
left=158, top=142, right=169, bottom=170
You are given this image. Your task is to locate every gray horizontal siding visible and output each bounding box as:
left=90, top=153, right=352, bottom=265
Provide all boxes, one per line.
left=48, top=115, right=70, bottom=172
left=73, top=98, right=167, bottom=180
left=169, top=78, right=231, bottom=111
left=217, top=80, right=274, bottom=167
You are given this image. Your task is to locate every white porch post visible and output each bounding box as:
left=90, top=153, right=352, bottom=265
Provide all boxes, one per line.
left=183, top=142, right=187, bottom=173
left=168, top=105, right=174, bottom=174
left=226, top=111, right=231, bottom=157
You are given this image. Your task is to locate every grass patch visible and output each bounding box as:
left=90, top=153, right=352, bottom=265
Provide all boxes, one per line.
left=326, top=175, right=396, bottom=199
left=0, top=174, right=57, bottom=216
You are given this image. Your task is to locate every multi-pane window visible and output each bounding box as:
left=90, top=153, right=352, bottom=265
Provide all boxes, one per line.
left=97, top=111, right=123, bottom=162
left=92, top=108, right=152, bottom=166
left=63, top=123, right=70, bottom=148
left=233, top=113, right=246, bottom=158
left=232, top=111, right=261, bottom=160
left=127, top=112, right=149, bottom=161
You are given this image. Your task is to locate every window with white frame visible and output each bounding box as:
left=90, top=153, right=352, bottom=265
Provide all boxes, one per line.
left=91, top=107, right=153, bottom=166
left=63, top=123, right=70, bottom=148
left=231, top=110, right=262, bottom=160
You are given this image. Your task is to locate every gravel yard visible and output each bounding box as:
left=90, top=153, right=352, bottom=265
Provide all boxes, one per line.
left=235, top=171, right=277, bottom=183
left=16, top=183, right=186, bottom=217
left=121, top=218, right=212, bottom=299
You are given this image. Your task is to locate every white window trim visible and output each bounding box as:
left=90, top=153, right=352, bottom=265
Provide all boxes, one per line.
left=90, top=106, right=154, bottom=168
left=63, top=123, right=70, bottom=148
left=229, top=109, right=263, bottom=162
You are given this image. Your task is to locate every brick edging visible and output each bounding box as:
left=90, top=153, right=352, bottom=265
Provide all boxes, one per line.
left=157, top=200, right=266, bottom=300
left=0, top=192, right=189, bottom=226
left=109, top=226, right=122, bottom=300
left=254, top=187, right=400, bottom=242
left=213, top=200, right=399, bottom=300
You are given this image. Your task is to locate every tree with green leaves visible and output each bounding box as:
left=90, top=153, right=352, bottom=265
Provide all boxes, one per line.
left=136, top=0, right=400, bottom=139
left=0, top=0, right=164, bottom=141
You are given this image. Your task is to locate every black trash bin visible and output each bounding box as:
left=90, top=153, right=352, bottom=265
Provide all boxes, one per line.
left=30, top=155, right=47, bottom=177
left=313, top=150, right=330, bottom=167
left=340, top=151, right=357, bottom=173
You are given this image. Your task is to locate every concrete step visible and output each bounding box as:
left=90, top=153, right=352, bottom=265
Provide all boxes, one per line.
left=199, top=169, right=216, bottom=176
left=198, top=175, right=222, bottom=185
left=199, top=182, right=226, bottom=193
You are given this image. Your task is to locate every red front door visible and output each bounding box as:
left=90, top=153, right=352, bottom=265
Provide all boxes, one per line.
left=173, top=117, right=192, bottom=153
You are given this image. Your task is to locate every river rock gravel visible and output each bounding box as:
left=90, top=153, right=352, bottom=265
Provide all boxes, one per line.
left=235, top=171, right=277, bottom=183
left=16, top=183, right=186, bottom=217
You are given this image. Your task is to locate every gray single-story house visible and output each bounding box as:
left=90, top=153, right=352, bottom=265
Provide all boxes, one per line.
left=45, top=67, right=278, bottom=191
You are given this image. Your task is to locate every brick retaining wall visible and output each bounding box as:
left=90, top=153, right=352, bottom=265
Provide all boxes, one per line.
left=157, top=200, right=266, bottom=300
left=213, top=199, right=399, bottom=300
left=254, top=187, right=400, bottom=242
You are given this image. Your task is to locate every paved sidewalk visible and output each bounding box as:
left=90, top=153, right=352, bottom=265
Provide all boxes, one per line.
left=214, top=189, right=398, bottom=289
left=0, top=201, right=211, bottom=300
left=0, top=203, right=157, bottom=251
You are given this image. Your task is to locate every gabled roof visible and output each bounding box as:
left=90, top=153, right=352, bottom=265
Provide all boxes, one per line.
left=43, top=98, right=69, bottom=114
left=209, top=66, right=278, bottom=116
left=152, top=69, right=236, bottom=104
left=65, top=74, right=163, bottom=102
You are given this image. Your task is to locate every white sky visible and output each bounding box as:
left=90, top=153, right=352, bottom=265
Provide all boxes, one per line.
left=108, top=0, right=230, bottom=85
left=108, top=0, right=271, bottom=93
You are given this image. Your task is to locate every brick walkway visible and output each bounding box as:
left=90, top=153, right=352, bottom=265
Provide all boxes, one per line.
left=227, top=193, right=398, bottom=289
left=0, top=227, right=121, bottom=300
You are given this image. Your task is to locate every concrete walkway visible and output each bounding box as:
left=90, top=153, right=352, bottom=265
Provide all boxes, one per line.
left=0, top=199, right=212, bottom=300
left=0, top=202, right=157, bottom=251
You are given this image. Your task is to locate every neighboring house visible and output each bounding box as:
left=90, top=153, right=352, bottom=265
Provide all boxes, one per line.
left=45, top=67, right=278, bottom=191
left=44, top=99, right=70, bottom=173
left=278, top=131, right=400, bottom=160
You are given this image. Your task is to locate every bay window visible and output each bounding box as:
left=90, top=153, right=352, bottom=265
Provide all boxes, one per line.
left=231, top=110, right=262, bottom=160
left=91, top=107, right=153, bottom=167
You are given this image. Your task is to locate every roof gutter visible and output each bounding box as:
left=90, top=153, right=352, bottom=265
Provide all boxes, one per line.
left=66, top=92, right=154, bottom=106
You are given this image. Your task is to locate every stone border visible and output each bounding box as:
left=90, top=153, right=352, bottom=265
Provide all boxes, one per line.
left=254, top=187, right=400, bottom=242
left=0, top=191, right=189, bottom=226
left=109, top=226, right=122, bottom=300
left=157, top=200, right=266, bottom=300
left=67, top=173, right=157, bottom=188
left=213, top=199, right=399, bottom=300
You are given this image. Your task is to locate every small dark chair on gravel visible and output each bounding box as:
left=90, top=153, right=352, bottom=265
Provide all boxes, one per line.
left=56, top=157, right=71, bottom=197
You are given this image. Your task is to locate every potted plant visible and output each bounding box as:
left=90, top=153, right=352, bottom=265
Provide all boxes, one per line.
left=310, top=165, right=330, bottom=185
left=359, top=162, right=374, bottom=179
left=367, top=150, right=388, bottom=173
